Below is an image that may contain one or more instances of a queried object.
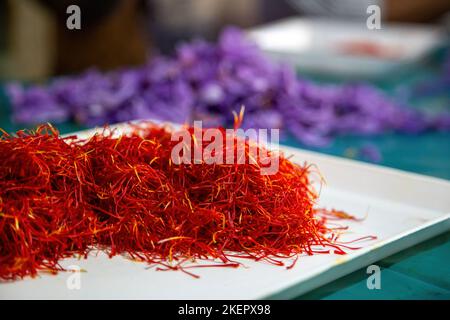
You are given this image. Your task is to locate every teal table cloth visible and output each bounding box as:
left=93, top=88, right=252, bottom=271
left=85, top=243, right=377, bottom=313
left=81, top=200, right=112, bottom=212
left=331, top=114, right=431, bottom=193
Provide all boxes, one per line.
left=0, top=52, right=449, bottom=299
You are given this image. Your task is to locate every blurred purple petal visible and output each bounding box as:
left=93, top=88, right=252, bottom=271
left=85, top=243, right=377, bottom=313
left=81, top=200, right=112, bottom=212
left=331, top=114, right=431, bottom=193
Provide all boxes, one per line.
left=5, top=26, right=450, bottom=148
left=358, top=144, right=382, bottom=163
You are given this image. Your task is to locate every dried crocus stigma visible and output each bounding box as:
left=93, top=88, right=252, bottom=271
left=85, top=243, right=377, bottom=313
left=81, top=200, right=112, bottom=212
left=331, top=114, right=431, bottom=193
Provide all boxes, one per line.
left=0, top=122, right=371, bottom=280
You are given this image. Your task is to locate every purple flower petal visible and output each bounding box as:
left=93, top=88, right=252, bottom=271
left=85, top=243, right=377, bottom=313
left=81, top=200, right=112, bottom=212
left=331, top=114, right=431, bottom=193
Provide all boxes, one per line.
left=5, top=27, right=449, bottom=148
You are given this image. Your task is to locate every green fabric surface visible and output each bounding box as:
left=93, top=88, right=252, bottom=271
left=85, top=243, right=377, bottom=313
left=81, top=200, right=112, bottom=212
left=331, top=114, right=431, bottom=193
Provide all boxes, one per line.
left=0, top=50, right=449, bottom=300
left=297, top=232, right=450, bottom=300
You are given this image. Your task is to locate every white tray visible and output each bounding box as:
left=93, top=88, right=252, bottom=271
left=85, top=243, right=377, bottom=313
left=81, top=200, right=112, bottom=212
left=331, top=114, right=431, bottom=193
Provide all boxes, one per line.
left=247, top=17, right=444, bottom=77
left=1, top=126, right=449, bottom=299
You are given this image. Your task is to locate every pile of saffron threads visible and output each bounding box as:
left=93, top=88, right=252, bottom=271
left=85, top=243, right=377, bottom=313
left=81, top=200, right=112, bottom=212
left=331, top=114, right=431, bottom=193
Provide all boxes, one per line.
left=0, top=123, right=372, bottom=280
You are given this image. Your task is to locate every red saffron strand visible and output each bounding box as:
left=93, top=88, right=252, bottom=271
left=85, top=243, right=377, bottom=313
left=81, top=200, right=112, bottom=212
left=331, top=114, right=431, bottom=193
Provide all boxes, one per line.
left=0, top=122, right=375, bottom=280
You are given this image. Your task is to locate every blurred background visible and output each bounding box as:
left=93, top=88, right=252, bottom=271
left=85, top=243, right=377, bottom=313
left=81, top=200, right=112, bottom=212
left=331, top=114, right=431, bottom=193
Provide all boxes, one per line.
left=0, top=0, right=450, bottom=300
left=0, top=0, right=449, bottom=172
left=1, top=0, right=450, bottom=79
left=0, top=0, right=449, bottom=171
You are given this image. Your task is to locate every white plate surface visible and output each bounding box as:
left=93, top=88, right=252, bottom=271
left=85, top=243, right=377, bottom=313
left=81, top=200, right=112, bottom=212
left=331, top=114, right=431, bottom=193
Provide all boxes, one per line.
left=1, top=125, right=449, bottom=299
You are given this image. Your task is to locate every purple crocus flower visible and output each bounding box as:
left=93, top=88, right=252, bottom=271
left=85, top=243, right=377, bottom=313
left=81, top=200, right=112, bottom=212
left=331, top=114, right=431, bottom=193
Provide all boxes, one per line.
left=5, top=27, right=450, bottom=148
